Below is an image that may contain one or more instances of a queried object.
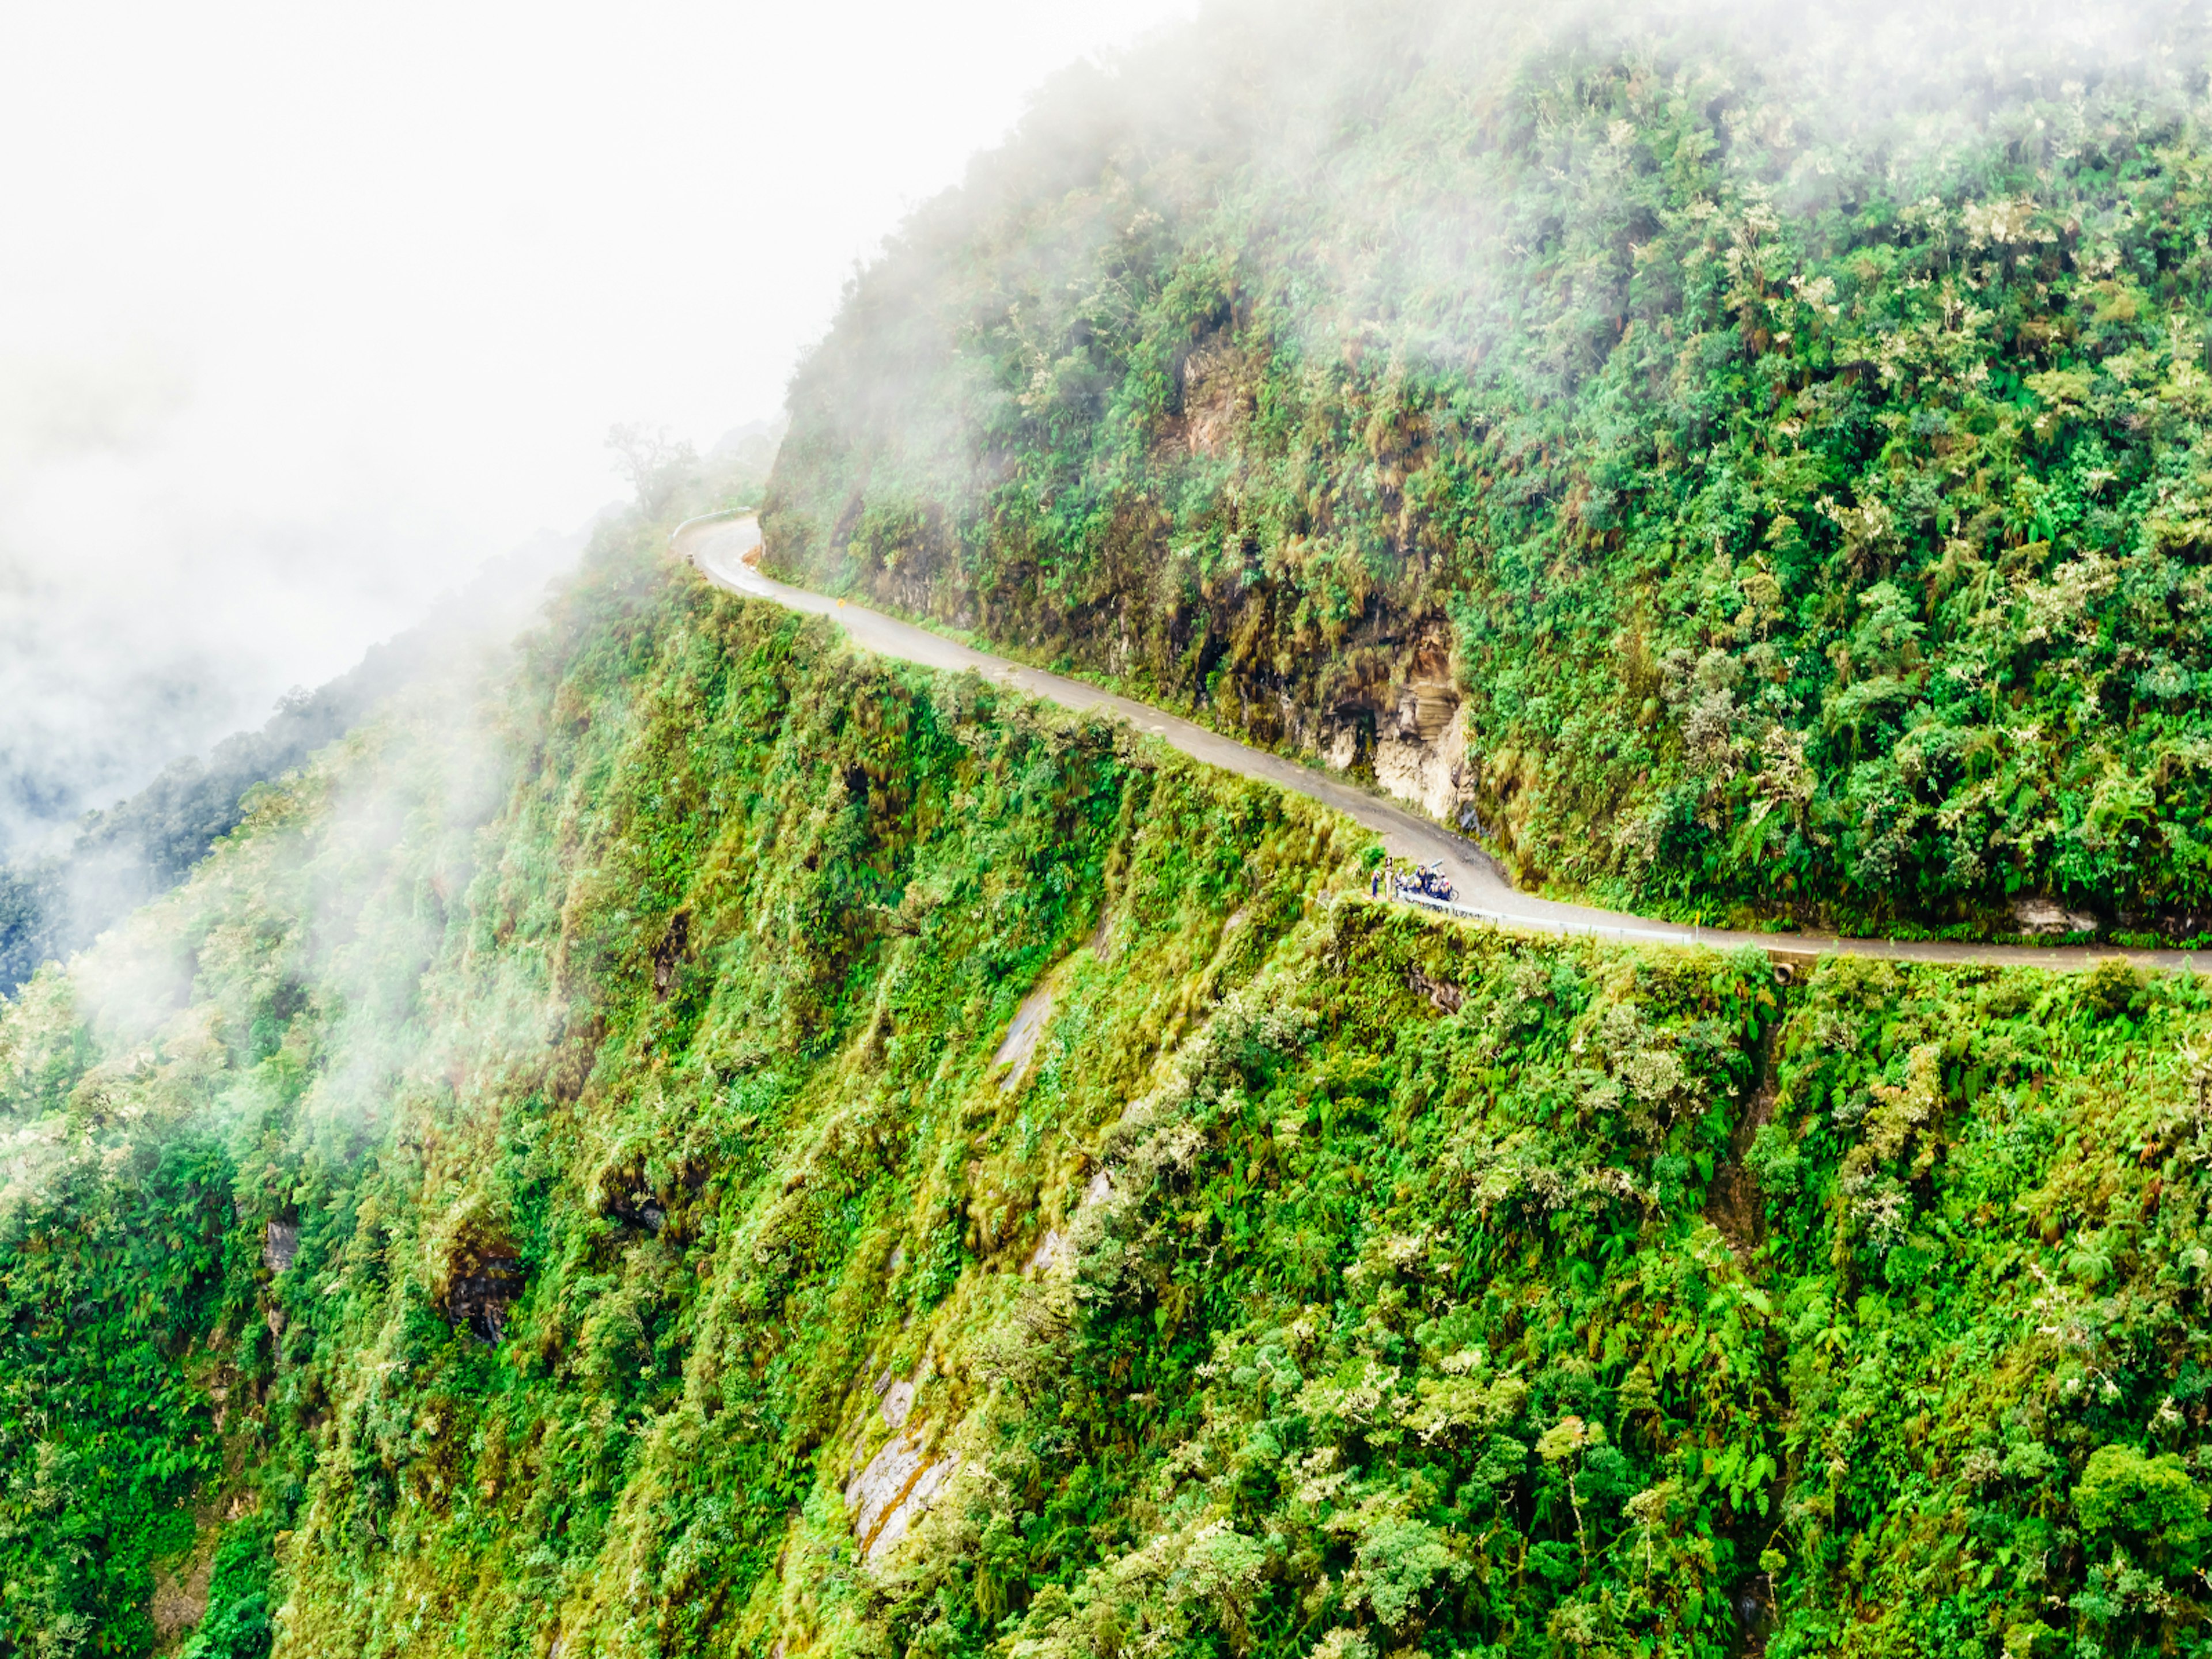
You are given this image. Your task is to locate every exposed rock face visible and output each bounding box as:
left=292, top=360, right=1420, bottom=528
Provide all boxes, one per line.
left=150, top=1535, right=213, bottom=1643
left=994, top=982, right=1055, bottom=1092
left=431, top=1203, right=527, bottom=1344
left=1372, top=676, right=1468, bottom=823
left=1177, top=339, right=1254, bottom=458
left=1320, top=665, right=1472, bottom=825
left=1024, top=1228, right=1063, bottom=1274
left=444, top=1259, right=524, bottom=1344
left=1025, top=1168, right=1116, bottom=1278
left=876, top=1373, right=914, bottom=1430
left=263, top=1220, right=298, bottom=1272
left=2013, top=897, right=2100, bottom=935
left=866, top=1452, right=957, bottom=1560
left=1407, top=967, right=1466, bottom=1014
left=844, top=1431, right=960, bottom=1565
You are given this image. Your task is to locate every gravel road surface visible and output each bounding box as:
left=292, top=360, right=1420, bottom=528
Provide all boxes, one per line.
left=681, top=513, right=2203, bottom=975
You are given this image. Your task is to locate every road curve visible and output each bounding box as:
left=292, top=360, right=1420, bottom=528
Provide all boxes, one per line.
left=680, top=513, right=2205, bottom=976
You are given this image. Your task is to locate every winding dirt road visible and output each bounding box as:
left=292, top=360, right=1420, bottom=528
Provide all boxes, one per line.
left=681, top=513, right=2205, bottom=976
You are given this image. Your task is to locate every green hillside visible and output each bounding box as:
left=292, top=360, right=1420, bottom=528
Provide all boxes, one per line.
left=6, top=521, right=2211, bottom=1659
left=765, top=0, right=2212, bottom=944
left=14, top=5, right=2212, bottom=1656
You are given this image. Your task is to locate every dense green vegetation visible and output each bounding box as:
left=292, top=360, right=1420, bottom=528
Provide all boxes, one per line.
left=16, top=12, right=2212, bottom=1651
left=766, top=0, right=2212, bottom=942
left=6, top=520, right=2211, bottom=1657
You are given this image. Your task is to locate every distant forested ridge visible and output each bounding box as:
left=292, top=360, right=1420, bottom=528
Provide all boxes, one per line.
left=0, top=534, right=585, bottom=995
left=0, top=643, right=419, bottom=994
left=0, top=414, right=785, bottom=997
left=766, top=0, right=2212, bottom=944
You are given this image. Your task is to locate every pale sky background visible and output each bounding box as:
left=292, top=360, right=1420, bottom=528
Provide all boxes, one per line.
left=0, top=0, right=1194, bottom=849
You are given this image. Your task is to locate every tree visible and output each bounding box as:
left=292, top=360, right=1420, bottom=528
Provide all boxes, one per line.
left=605, top=423, right=697, bottom=518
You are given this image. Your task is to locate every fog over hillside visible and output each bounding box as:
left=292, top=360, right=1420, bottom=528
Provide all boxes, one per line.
left=0, top=0, right=1194, bottom=861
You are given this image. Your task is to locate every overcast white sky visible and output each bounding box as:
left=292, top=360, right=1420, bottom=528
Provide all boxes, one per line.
left=0, top=0, right=1192, bottom=846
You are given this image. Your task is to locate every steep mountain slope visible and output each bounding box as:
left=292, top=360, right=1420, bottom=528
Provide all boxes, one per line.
left=6, top=522, right=2211, bottom=1659
left=764, top=0, right=2212, bottom=944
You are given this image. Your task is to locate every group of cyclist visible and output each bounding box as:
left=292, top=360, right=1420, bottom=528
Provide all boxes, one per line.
left=1369, top=858, right=1457, bottom=905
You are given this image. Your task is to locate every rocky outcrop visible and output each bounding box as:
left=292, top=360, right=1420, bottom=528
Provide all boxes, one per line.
left=1317, top=652, right=1472, bottom=826
left=263, top=1219, right=298, bottom=1272
left=1024, top=1227, right=1063, bottom=1273
left=993, top=980, right=1055, bottom=1092
left=843, top=1360, right=964, bottom=1565
left=844, top=1429, right=961, bottom=1565
left=2013, top=897, right=2099, bottom=936
left=874, top=1369, right=914, bottom=1430
left=430, top=1200, right=525, bottom=1344
left=445, top=1260, right=524, bottom=1344
left=1369, top=676, right=1469, bottom=824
